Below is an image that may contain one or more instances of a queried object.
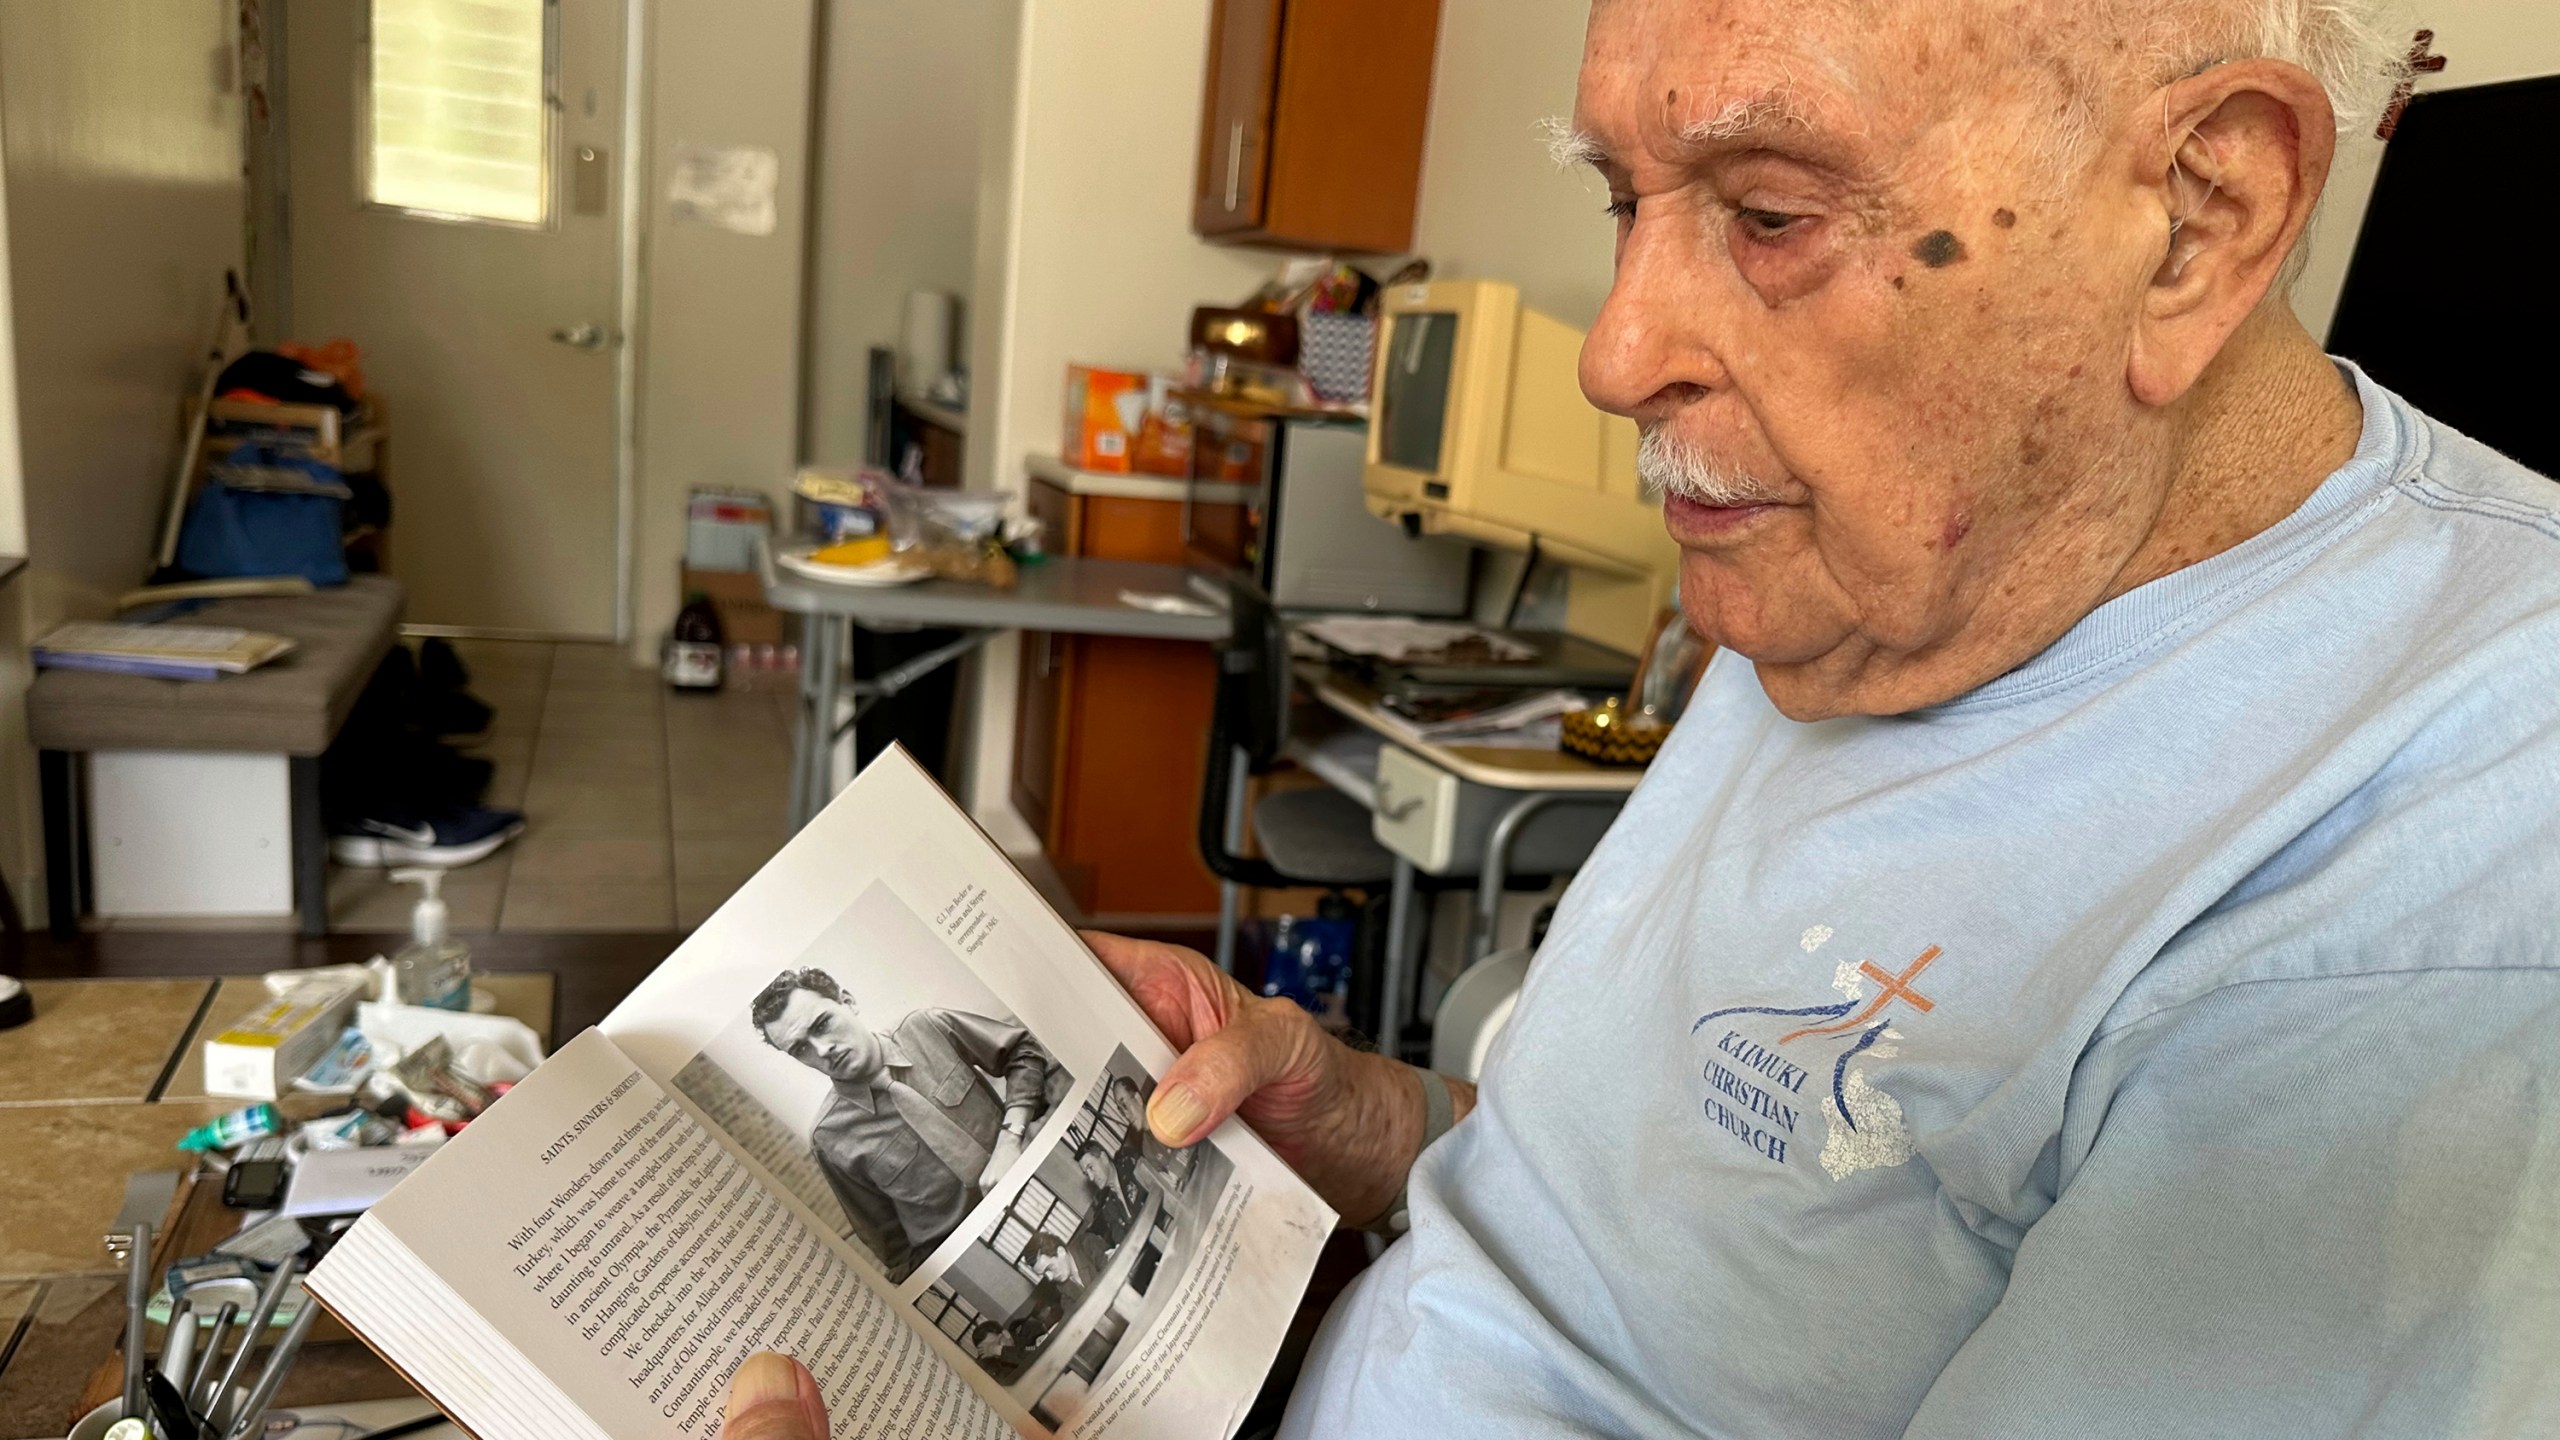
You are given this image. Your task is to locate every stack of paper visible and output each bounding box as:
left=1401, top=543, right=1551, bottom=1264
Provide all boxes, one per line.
left=34, top=622, right=296, bottom=682
left=1298, top=615, right=1537, bottom=665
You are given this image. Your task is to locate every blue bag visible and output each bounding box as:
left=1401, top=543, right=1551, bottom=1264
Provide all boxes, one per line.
left=176, top=479, right=348, bottom=586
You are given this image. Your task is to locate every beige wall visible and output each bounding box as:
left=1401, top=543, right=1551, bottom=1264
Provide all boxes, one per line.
left=0, top=0, right=245, bottom=921
left=803, top=0, right=987, bottom=464
left=1409, top=0, right=1613, bottom=329
left=957, top=0, right=1276, bottom=824
left=0, top=91, right=31, bottom=931
left=970, top=0, right=1272, bottom=498
left=0, top=0, right=244, bottom=618
left=629, top=0, right=818, bottom=662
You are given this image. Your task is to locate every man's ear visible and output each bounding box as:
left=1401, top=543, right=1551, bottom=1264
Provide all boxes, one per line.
left=2126, top=60, right=2337, bottom=406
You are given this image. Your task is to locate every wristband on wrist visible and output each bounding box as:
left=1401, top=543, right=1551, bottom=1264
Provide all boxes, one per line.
left=1364, top=1067, right=1457, bottom=1237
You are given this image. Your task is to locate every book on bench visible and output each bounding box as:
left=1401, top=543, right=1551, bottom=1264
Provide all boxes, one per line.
left=33, top=622, right=296, bottom=682
left=305, top=748, right=1335, bottom=1440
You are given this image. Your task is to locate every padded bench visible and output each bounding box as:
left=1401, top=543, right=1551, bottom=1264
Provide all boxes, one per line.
left=27, top=577, right=405, bottom=937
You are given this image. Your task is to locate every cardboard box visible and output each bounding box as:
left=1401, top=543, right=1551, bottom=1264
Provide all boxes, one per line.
left=682, top=565, right=787, bottom=647
left=684, top=487, right=774, bottom=572
left=1063, top=364, right=1149, bottom=473
left=202, top=973, right=368, bottom=1100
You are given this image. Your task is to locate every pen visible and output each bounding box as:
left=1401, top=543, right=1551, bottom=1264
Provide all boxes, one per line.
left=120, top=1219, right=152, bottom=1426
left=188, top=1300, right=240, bottom=1415
left=221, top=1300, right=317, bottom=1440
left=207, top=1262, right=299, bottom=1435
left=351, top=1416, right=448, bottom=1440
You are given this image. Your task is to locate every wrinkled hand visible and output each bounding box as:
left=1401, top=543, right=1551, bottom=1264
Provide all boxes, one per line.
left=722, top=1353, right=827, bottom=1440
left=1084, top=931, right=1445, bottom=1227
left=978, top=1128, right=1026, bottom=1191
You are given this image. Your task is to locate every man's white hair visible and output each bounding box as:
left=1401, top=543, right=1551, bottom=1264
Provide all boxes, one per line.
left=1550, top=0, right=2410, bottom=171
left=2080, top=0, right=2411, bottom=147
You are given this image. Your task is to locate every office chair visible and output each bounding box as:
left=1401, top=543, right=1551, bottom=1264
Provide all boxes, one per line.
left=1196, top=583, right=1398, bottom=982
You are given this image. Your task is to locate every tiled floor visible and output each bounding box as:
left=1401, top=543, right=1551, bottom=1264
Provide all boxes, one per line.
left=324, top=639, right=799, bottom=934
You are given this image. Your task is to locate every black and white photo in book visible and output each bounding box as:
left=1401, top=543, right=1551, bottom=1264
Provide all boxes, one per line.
left=914, top=1046, right=1237, bottom=1435
left=669, top=877, right=1076, bottom=1281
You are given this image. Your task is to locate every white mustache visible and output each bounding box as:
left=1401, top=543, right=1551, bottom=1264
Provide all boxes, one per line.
left=1638, top=427, right=1785, bottom=508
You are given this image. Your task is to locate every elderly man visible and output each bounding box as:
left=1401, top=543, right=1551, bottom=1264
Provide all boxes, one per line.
left=750, top=968, right=1061, bottom=1281
left=722, top=0, right=2557, bottom=1436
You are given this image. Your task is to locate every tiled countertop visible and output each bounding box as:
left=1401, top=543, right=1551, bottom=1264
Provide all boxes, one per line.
left=0, top=973, right=555, bottom=1437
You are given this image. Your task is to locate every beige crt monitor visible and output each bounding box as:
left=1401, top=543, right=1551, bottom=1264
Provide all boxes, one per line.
left=1364, top=279, right=1676, bottom=651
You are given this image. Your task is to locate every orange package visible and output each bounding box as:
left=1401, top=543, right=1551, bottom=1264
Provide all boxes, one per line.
left=1063, top=364, right=1148, bottom=473
left=1131, top=376, right=1195, bottom=478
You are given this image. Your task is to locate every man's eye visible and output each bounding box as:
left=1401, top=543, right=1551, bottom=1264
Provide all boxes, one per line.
left=1734, top=207, right=1808, bottom=242
left=1605, top=197, right=1637, bottom=221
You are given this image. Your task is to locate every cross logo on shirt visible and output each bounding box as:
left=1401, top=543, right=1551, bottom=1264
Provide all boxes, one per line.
left=1778, top=946, right=1942, bottom=1044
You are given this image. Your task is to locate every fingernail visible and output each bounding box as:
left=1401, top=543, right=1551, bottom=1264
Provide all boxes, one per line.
left=1150, top=1083, right=1210, bottom=1144
left=727, top=1352, right=802, bottom=1421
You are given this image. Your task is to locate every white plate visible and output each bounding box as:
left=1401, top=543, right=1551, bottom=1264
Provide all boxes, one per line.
left=776, top=547, right=932, bottom=587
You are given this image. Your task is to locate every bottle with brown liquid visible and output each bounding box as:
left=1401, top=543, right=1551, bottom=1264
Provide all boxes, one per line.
left=664, top=592, right=726, bottom=691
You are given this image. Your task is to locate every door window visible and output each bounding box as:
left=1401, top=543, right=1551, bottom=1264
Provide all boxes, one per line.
left=364, top=0, right=552, bottom=226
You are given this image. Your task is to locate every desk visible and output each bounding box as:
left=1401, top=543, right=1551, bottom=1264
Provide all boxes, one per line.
left=757, top=542, right=1226, bottom=828
left=1304, top=676, right=1641, bottom=795
left=1290, top=672, right=1644, bottom=1057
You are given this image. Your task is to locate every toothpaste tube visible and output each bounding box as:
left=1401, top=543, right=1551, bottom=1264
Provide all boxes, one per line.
left=177, top=1103, right=282, bottom=1153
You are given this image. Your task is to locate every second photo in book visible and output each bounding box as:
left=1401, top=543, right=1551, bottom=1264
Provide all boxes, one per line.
left=669, top=876, right=1078, bottom=1280
left=913, top=1046, right=1237, bottom=1435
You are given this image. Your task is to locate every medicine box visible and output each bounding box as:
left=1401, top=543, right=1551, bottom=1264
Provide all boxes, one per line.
left=203, top=975, right=367, bottom=1100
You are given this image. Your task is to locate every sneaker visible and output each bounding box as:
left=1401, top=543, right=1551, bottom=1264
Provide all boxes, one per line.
left=417, top=689, right=496, bottom=742
left=330, top=807, right=526, bottom=868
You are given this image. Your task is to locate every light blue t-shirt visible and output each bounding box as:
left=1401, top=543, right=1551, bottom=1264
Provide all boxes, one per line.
left=1283, top=366, right=2560, bottom=1439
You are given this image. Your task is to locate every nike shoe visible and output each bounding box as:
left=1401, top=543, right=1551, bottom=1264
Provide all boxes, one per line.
left=330, top=807, right=527, bottom=868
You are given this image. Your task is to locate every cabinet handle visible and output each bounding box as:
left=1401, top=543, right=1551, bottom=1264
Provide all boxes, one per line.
left=1225, top=122, right=1244, bottom=213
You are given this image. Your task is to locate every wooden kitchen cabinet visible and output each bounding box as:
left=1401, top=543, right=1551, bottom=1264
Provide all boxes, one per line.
left=1012, top=475, right=1223, bottom=921
left=1191, top=0, right=1445, bottom=254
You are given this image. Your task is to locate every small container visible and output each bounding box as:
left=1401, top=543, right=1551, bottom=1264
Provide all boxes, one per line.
left=1261, top=904, right=1356, bottom=1029
left=385, top=869, right=471, bottom=1010
left=1559, top=697, right=1668, bottom=767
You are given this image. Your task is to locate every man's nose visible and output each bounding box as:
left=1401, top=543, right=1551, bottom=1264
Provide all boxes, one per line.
left=1580, top=213, right=1734, bottom=421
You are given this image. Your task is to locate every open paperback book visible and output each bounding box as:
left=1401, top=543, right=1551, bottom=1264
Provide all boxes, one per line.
left=305, top=748, right=1336, bottom=1440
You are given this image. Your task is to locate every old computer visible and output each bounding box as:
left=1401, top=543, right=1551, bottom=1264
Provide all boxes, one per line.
left=1363, top=279, right=1675, bottom=648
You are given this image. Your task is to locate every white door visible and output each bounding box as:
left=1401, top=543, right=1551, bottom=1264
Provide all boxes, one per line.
left=284, top=0, right=625, bottom=637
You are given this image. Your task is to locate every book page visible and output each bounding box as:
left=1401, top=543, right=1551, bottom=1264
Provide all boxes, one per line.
left=325, top=1029, right=1004, bottom=1440
left=600, top=749, right=1337, bottom=1438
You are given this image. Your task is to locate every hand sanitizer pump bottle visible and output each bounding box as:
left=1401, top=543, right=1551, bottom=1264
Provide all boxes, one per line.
left=388, top=868, right=472, bottom=1010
